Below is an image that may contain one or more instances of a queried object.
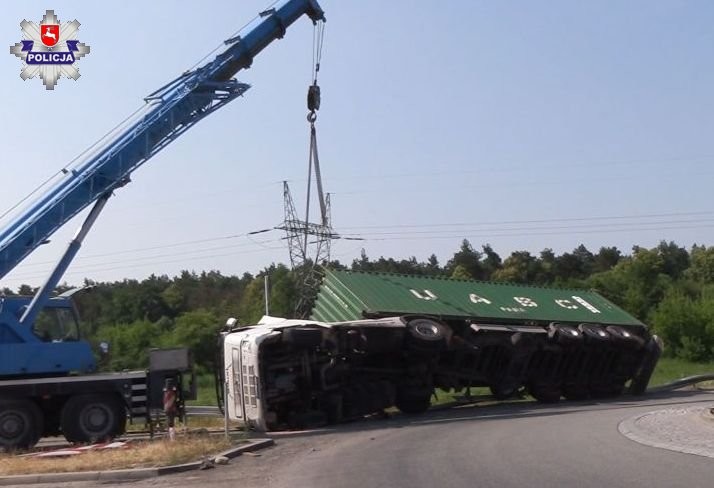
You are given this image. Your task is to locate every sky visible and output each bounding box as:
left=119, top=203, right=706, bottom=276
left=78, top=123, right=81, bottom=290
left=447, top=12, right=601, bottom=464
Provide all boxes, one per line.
left=1, top=0, right=713, bottom=290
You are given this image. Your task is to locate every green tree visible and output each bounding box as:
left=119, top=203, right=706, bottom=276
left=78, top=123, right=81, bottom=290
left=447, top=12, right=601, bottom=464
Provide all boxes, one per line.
left=161, top=283, right=187, bottom=316
left=481, top=244, right=502, bottom=280
left=588, top=247, right=671, bottom=320
left=165, top=309, right=221, bottom=372
left=268, top=264, right=297, bottom=317
left=656, top=241, right=690, bottom=279
left=650, top=289, right=714, bottom=361
left=553, top=245, right=594, bottom=282
left=686, top=245, right=714, bottom=283
left=450, top=264, right=473, bottom=280
left=446, top=240, right=484, bottom=279
left=238, top=275, right=269, bottom=324
left=593, top=246, right=621, bottom=273
left=492, top=251, right=542, bottom=284
left=96, top=319, right=163, bottom=371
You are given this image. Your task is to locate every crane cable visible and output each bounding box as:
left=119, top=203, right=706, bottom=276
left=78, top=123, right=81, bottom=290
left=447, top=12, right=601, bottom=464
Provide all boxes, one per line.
left=304, top=21, right=328, bottom=257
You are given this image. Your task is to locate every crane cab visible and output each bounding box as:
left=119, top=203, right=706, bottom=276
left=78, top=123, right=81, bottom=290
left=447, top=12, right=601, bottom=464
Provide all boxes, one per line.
left=0, top=295, right=96, bottom=378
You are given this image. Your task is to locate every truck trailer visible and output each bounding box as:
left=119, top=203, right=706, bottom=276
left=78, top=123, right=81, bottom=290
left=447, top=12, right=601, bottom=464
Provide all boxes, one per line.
left=221, top=270, right=662, bottom=430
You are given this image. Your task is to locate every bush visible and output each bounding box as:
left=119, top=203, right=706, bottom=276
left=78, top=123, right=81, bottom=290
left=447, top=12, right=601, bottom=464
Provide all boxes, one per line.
left=650, top=289, right=714, bottom=361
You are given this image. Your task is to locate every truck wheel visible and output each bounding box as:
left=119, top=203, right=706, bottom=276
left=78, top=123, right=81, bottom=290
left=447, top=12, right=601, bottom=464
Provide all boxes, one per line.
left=548, top=324, right=583, bottom=346
left=405, top=319, right=449, bottom=352
left=395, top=389, right=432, bottom=414
left=579, top=323, right=610, bottom=343
left=605, top=326, right=645, bottom=350
left=61, top=394, right=124, bottom=444
left=0, top=399, right=43, bottom=451
left=630, top=336, right=663, bottom=395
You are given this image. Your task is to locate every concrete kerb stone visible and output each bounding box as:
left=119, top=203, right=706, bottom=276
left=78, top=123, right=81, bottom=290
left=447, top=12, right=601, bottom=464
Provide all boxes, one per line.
left=0, top=438, right=275, bottom=486
left=618, top=406, right=714, bottom=459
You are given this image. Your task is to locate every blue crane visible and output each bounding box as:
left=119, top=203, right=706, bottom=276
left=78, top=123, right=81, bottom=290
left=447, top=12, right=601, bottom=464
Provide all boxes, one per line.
left=0, top=0, right=325, bottom=377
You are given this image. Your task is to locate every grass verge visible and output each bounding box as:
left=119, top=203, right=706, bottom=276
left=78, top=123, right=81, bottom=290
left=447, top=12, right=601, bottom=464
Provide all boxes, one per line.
left=0, top=435, right=233, bottom=476
left=648, top=357, right=714, bottom=386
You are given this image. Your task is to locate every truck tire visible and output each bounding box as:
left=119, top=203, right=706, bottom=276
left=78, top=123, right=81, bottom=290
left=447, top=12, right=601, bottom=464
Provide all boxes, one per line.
left=405, top=319, right=449, bottom=353
left=548, top=324, right=583, bottom=346
left=605, top=326, right=645, bottom=350
left=579, top=323, right=610, bottom=343
left=630, top=336, right=663, bottom=395
left=395, top=389, right=432, bottom=414
left=0, top=399, right=43, bottom=451
left=60, top=394, right=125, bottom=444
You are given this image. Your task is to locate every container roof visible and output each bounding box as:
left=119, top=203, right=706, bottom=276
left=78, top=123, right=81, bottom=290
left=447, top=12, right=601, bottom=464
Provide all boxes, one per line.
left=310, top=269, right=644, bottom=327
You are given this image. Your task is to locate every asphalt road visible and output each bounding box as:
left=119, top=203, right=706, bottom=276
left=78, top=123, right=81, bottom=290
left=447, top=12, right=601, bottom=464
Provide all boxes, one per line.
left=14, top=390, right=714, bottom=488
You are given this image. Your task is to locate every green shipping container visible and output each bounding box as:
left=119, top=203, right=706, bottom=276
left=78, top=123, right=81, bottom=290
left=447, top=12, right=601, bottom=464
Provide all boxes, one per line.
left=311, top=269, right=644, bottom=327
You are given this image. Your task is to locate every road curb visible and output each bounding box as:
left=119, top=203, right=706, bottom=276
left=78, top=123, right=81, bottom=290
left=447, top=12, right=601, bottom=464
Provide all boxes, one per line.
left=618, top=406, right=714, bottom=459
left=0, top=438, right=274, bottom=486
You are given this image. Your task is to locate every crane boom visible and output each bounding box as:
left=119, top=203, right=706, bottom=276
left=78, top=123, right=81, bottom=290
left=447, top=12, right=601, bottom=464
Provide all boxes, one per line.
left=0, top=0, right=324, bottom=280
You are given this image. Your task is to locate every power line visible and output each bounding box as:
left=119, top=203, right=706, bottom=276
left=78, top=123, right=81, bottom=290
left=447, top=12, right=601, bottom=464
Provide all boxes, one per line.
left=321, top=153, right=714, bottom=182
left=339, top=217, right=714, bottom=238
left=360, top=223, right=714, bottom=242
left=335, top=211, right=714, bottom=232
left=12, top=231, right=265, bottom=268
left=9, top=242, right=284, bottom=282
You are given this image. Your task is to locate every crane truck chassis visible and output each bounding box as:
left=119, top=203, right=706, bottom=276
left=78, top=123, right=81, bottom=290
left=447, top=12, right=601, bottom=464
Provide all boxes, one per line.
left=0, top=293, right=195, bottom=451
left=221, top=271, right=663, bottom=431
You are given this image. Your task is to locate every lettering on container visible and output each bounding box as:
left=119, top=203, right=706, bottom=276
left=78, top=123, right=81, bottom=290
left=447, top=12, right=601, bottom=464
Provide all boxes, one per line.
left=500, top=306, right=526, bottom=313
left=405, top=289, right=604, bottom=314
left=469, top=293, right=492, bottom=305
left=410, top=289, right=438, bottom=301
left=555, top=299, right=578, bottom=309
left=572, top=296, right=601, bottom=313
left=513, top=296, right=538, bottom=307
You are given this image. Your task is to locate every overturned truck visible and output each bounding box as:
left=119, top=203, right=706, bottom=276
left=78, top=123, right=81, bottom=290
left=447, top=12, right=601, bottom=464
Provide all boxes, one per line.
left=221, top=270, right=662, bottom=430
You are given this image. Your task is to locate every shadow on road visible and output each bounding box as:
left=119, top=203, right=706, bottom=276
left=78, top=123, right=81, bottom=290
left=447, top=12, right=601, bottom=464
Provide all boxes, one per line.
left=269, top=389, right=713, bottom=440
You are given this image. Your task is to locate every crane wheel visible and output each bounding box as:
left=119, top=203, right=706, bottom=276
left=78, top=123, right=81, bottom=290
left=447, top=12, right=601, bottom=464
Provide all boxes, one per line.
left=61, top=394, right=125, bottom=444
left=0, top=399, right=43, bottom=451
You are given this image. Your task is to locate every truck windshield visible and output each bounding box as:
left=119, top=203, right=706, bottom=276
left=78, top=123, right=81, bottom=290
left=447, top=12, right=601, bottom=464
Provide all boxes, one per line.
left=33, top=307, right=80, bottom=342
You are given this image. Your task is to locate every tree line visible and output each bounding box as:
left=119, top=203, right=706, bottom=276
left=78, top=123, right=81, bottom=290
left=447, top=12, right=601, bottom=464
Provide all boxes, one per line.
left=4, top=240, right=714, bottom=371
